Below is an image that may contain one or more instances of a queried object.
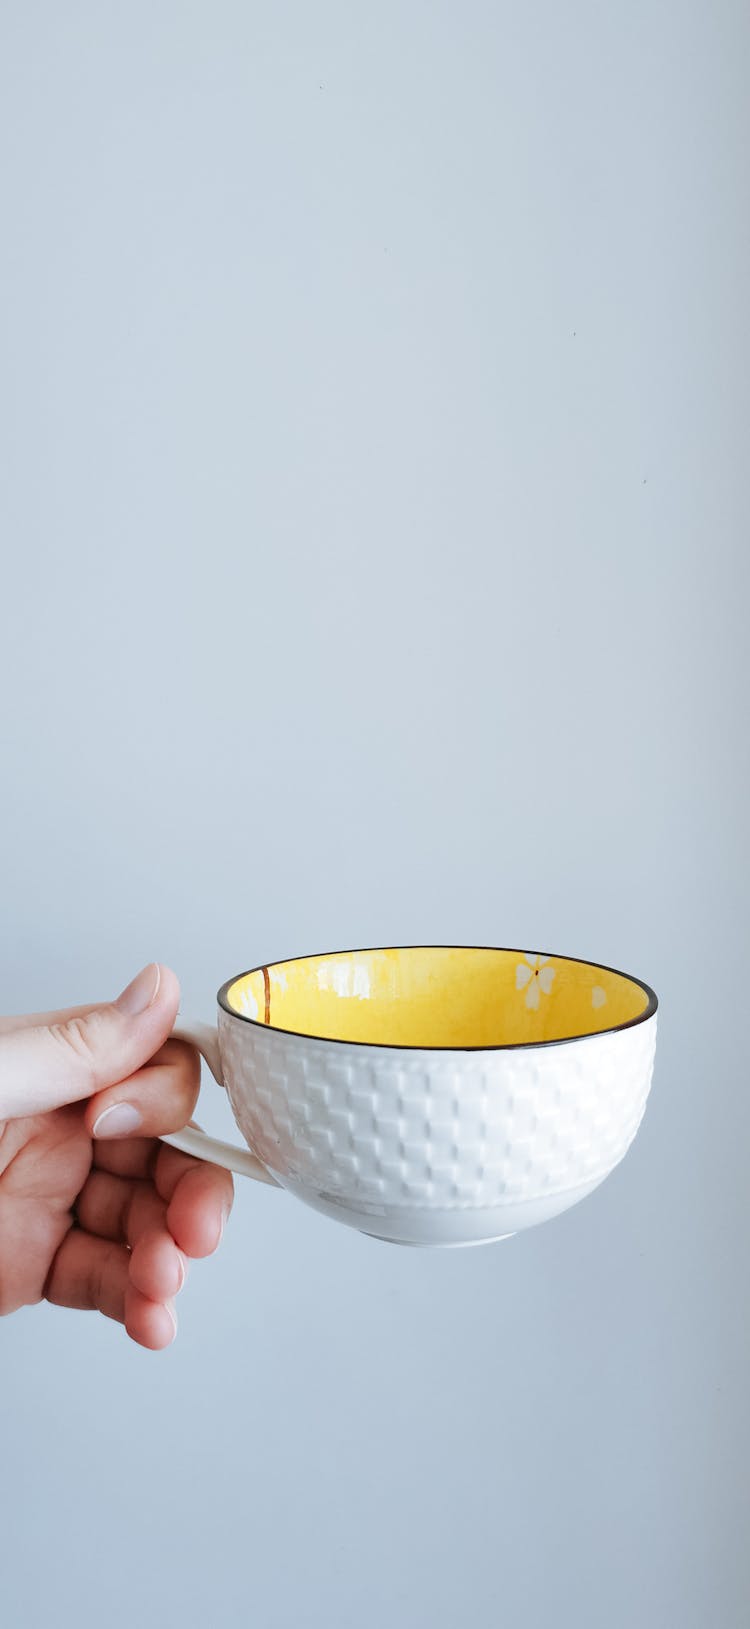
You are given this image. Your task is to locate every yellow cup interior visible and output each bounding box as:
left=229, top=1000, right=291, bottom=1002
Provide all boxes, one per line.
left=223, top=946, right=654, bottom=1049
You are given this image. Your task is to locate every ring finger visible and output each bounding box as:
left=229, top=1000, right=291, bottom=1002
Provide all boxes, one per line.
left=75, top=1168, right=186, bottom=1302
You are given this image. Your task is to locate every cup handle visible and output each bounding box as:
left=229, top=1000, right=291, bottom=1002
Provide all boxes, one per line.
left=159, top=1017, right=279, bottom=1186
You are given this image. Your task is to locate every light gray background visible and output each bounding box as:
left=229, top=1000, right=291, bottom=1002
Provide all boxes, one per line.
left=1, top=4, right=748, bottom=1626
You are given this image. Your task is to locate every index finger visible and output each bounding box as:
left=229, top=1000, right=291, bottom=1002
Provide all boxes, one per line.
left=86, top=1039, right=201, bottom=1143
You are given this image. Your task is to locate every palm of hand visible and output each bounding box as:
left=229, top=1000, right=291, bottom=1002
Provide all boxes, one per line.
left=0, top=1097, right=231, bottom=1349
left=0, top=1104, right=92, bottom=1312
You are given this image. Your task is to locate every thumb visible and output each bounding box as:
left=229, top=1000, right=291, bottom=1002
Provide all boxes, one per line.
left=0, top=964, right=180, bottom=1120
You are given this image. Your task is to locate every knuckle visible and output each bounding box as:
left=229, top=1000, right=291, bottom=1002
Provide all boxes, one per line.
left=49, top=1015, right=98, bottom=1084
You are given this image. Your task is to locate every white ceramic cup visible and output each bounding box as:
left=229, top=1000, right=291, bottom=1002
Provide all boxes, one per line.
left=161, top=944, right=658, bottom=1248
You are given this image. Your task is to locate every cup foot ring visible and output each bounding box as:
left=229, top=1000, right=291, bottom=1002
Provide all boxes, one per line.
left=359, top=1230, right=516, bottom=1248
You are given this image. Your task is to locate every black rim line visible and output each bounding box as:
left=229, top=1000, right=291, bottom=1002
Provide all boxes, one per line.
left=215, top=943, right=658, bottom=1053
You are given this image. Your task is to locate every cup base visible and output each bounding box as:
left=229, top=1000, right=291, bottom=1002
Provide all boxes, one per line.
left=279, top=1174, right=606, bottom=1248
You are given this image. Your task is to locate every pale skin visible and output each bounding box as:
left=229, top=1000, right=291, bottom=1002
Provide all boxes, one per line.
left=0, top=962, right=233, bottom=1351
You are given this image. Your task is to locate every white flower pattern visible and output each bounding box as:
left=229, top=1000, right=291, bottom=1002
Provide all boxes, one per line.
left=516, top=954, right=556, bottom=1011
left=592, top=985, right=607, bottom=1009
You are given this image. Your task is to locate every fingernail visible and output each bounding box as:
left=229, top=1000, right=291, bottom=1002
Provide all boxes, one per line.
left=217, top=1204, right=231, bottom=1249
left=165, top=1301, right=178, bottom=1342
left=92, top=1102, right=143, bottom=1139
left=116, top=963, right=161, bottom=1016
left=176, top=1254, right=186, bottom=1293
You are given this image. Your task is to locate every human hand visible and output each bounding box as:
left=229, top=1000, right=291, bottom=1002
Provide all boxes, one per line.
left=0, top=963, right=233, bottom=1350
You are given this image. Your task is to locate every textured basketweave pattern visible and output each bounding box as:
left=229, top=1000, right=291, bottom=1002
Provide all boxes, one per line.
left=218, top=1012, right=657, bottom=1209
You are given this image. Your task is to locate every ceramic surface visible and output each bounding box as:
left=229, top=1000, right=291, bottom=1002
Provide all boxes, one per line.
left=164, top=945, right=658, bottom=1247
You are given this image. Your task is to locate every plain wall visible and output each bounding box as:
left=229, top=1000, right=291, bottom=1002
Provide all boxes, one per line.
left=1, top=4, right=748, bottom=1626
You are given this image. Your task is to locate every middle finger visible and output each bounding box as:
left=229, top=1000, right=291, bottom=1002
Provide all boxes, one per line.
left=85, top=1038, right=201, bottom=1143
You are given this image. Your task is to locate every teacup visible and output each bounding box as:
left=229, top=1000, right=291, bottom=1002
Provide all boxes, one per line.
left=163, top=944, right=658, bottom=1247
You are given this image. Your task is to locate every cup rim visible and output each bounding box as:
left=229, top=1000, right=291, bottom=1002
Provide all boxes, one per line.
left=216, top=943, right=658, bottom=1053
